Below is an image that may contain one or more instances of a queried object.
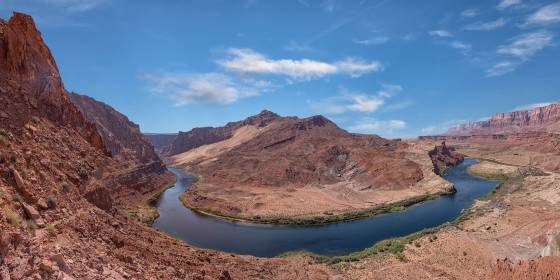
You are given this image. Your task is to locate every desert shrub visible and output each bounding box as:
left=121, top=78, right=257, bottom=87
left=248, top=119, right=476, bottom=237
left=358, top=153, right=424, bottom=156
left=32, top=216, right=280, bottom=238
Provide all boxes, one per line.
left=3, top=207, right=21, bottom=225
left=60, top=182, right=70, bottom=194
left=26, top=219, right=37, bottom=236
left=46, top=223, right=56, bottom=233
left=78, top=168, right=88, bottom=180
left=12, top=193, right=22, bottom=203
left=47, top=195, right=57, bottom=208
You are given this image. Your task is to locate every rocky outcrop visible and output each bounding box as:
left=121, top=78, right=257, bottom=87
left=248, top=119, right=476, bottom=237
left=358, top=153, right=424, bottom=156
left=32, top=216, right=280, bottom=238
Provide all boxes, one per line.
left=446, top=103, right=560, bottom=135
left=162, top=110, right=280, bottom=156
left=68, top=92, right=160, bottom=164
left=428, top=142, right=465, bottom=175
left=486, top=257, right=560, bottom=280
left=178, top=111, right=426, bottom=219
left=0, top=12, right=107, bottom=153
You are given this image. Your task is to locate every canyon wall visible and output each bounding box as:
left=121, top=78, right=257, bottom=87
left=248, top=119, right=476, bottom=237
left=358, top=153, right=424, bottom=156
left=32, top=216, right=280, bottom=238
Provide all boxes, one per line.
left=446, top=103, right=560, bottom=135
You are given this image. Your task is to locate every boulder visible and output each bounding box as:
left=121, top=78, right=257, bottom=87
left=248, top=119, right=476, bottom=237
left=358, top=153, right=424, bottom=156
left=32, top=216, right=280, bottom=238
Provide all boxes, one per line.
left=40, top=259, right=54, bottom=273
left=37, top=198, right=49, bottom=210
left=22, top=203, right=44, bottom=227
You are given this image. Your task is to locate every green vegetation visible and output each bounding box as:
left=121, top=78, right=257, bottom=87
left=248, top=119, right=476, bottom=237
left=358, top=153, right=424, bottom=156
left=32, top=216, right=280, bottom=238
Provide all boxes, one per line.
left=280, top=228, right=439, bottom=264
left=26, top=219, right=37, bottom=236
left=184, top=191, right=452, bottom=226
left=46, top=223, right=56, bottom=233
left=131, top=179, right=177, bottom=225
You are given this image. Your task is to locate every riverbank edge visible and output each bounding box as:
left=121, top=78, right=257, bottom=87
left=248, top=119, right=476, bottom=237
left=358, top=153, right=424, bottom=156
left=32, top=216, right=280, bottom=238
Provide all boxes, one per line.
left=280, top=159, right=511, bottom=264
left=128, top=173, right=177, bottom=225
left=178, top=188, right=455, bottom=226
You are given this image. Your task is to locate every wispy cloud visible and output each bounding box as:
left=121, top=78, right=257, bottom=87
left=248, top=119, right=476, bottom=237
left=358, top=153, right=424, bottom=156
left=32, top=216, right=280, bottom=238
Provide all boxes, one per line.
left=349, top=118, right=406, bottom=135
left=486, top=61, right=517, bottom=77
left=321, top=0, right=336, bottom=13
left=429, top=30, right=452, bottom=37
left=487, top=30, right=554, bottom=77
left=464, top=18, right=507, bottom=31
left=497, top=0, right=521, bottom=10
left=142, top=72, right=269, bottom=105
left=461, top=9, right=479, bottom=18
left=40, top=0, right=108, bottom=12
left=496, top=30, right=554, bottom=59
left=284, top=41, right=314, bottom=52
left=513, top=101, right=555, bottom=111
left=527, top=3, right=560, bottom=25
left=218, top=48, right=382, bottom=79
left=450, top=41, right=472, bottom=51
left=421, top=119, right=467, bottom=135
left=352, top=36, right=390, bottom=46
left=309, top=84, right=402, bottom=114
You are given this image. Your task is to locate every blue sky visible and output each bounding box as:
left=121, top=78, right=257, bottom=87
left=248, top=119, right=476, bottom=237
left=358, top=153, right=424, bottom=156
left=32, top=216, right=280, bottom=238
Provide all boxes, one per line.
left=1, top=0, right=559, bottom=137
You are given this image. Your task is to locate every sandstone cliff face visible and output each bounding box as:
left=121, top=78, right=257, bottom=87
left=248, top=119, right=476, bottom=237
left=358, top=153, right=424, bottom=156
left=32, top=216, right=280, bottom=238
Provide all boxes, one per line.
left=162, top=110, right=281, bottom=156
left=0, top=13, right=106, bottom=152
left=68, top=92, right=160, bottom=164
left=446, top=103, right=560, bottom=135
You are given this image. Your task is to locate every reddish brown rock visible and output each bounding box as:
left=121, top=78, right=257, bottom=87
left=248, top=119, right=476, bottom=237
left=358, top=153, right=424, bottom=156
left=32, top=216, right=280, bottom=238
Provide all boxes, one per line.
left=0, top=13, right=108, bottom=154
left=143, top=133, right=177, bottom=153
left=428, top=141, right=464, bottom=175
left=68, top=93, right=161, bottom=164
left=175, top=111, right=425, bottom=219
left=22, top=203, right=44, bottom=227
left=446, top=103, right=560, bottom=135
left=486, top=257, right=560, bottom=280
left=162, top=110, right=281, bottom=156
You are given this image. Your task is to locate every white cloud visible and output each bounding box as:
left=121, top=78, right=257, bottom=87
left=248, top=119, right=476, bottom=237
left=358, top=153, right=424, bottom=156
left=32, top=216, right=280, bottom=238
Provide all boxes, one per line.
left=464, top=18, right=507, bottom=31
left=497, top=0, right=521, bottom=10
left=513, top=102, right=555, bottom=111
left=40, top=0, right=107, bottom=11
left=349, top=118, right=406, bottom=134
left=429, top=30, right=453, bottom=37
left=352, top=36, right=390, bottom=46
left=461, top=9, right=479, bottom=18
left=496, top=30, right=554, bottom=59
left=527, top=3, right=560, bottom=25
left=487, top=30, right=554, bottom=77
left=142, top=72, right=267, bottom=105
left=421, top=119, right=467, bottom=135
left=450, top=41, right=472, bottom=50
left=218, top=48, right=382, bottom=79
left=486, top=61, right=517, bottom=77
left=310, top=84, right=402, bottom=114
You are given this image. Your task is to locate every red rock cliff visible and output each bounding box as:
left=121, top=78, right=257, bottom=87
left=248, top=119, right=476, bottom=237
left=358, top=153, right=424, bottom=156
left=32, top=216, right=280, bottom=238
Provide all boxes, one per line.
left=0, top=12, right=106, bottom=151
left=162, top=109, right=281, bottom=156
left=68, top=92, right=161, bottom=164
left=446, top=103, right=560, bottom=135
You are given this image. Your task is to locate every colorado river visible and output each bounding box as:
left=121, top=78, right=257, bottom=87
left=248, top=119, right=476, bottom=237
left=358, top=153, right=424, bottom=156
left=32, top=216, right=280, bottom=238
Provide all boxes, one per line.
left=152, top=158, right=499, bottom=257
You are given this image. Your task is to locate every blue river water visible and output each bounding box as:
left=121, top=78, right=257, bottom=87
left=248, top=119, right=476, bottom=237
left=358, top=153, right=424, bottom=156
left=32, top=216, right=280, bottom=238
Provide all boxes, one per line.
left=152, top=158, right=498, bottom=257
